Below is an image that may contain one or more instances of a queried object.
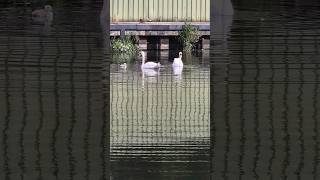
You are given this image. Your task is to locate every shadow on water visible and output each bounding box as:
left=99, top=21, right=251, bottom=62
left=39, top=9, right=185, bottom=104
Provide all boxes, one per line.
left=0, top=1, right=108, bottom=179
left=211, top=0, right=320, bottom=179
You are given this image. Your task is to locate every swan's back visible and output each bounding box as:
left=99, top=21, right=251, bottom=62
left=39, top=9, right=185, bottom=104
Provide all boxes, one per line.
left=142, top=61, right=160, bottom=69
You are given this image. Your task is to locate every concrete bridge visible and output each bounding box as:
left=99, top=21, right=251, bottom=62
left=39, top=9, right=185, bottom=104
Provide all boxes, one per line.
left=110, top=22, right=210, bottom=50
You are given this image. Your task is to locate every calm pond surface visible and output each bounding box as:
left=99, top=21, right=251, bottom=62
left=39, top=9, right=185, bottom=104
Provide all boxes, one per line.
left=110, top=51, right=210, bottom=179
left=1, top=0, right=320, bottom=179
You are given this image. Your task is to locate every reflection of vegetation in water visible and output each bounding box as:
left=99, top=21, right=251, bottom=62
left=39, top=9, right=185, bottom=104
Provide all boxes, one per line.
left=111, top=53, right=137, bottom=64
left=183, top=51, right=195, bottom=64
left=179, top=22, right=200, bottom=51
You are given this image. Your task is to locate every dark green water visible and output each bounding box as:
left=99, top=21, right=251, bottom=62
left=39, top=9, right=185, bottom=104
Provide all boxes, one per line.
left=211, top=0, right=320, bottom=179
left=1, top=0, right=320, bottom=179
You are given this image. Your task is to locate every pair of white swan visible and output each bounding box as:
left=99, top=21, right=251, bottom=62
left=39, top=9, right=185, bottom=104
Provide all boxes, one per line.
left=140, top=51, right=183, bottom=69
left=139, top=51, right=183, bottom=88
left=140, top=51, right=183, bottom=78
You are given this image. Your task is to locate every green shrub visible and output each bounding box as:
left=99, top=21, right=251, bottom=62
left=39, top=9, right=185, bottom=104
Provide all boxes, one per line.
left=111, top=36, right=138, bottom=54
left=111, top=36, right=138, bottom=63
left=179, top=22, right=200, bottom=51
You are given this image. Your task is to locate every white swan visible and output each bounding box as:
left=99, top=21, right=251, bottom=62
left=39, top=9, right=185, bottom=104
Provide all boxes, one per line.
left=141, top=51, right=161, bottom=69
left=172, top=52, right=183, bottom=67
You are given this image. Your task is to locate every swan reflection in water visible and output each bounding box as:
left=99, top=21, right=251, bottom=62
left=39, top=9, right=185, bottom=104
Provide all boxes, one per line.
left=172, top=65, right=183, bottom=83
left=141, top=67, right=160, bottom=89
left=32, top=5, right=53, bottom=24
left=31, top=5, right=54, bottom=35
left=118, top=63, right=127, bottom=73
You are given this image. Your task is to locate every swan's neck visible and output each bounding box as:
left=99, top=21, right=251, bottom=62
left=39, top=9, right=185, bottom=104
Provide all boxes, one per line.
left=142, top=55, right=145, bottom=64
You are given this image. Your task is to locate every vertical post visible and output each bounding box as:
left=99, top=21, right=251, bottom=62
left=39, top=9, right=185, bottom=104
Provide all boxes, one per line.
left=120, top=29, right=125, bottom=39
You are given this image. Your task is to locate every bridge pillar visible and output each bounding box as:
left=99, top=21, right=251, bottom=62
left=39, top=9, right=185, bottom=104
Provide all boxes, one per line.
left=159, top=37, right=169, bottom=50
left=201, top=37, right=210, bottom=50
left=138, top=37, right=148, bottom=50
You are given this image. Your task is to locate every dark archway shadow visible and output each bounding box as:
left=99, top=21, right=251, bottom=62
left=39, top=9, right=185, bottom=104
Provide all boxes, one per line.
left=100, top=0, right=111, bottom=179
left=210, top=15, right=233, bottom=56
left=210, top=0, right=234, bottom=59
left=210, top=0, right=234, bottom=179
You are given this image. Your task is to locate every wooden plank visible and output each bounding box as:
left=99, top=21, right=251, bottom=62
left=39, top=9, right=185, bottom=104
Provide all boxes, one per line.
left=206, top=0, right=210, bottom=21
left=172, top=0, right=177, bottom=21
left=196, top=0, right=201, bottom=21
left=202, top=0, right=206, bottom=21
left=123, top=0, right=128, bottom=21
left=110, top=0, right=113, bottom=21
left=149, top=0, right=154, bottom=20
left=143, top=0, right=148, bottom=20
left=118, top=0, right=122, bottom=20
left=159, top=0, right=163, bottom=21
left=138, top=0, right=143, bottom=20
